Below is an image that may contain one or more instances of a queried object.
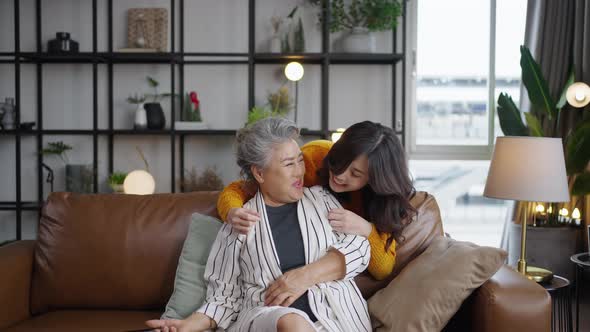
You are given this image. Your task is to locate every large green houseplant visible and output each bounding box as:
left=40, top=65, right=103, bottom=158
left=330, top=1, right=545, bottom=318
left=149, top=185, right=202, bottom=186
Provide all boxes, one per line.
left=497, top=45, right=590, bottom=224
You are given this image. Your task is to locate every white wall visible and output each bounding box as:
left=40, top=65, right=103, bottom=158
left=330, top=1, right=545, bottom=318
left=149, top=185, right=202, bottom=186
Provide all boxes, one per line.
left=0, top=0, right=400, bottom=242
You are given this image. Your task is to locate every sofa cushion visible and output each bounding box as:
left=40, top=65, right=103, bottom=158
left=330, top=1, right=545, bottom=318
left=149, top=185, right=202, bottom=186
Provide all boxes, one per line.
left=368, top=236, right=507, bottom=332
left=31, top=191, right=219, bottom=314
left=162, top=213, right=223, bottom=319
left=2, top=310, right=161, bottom=332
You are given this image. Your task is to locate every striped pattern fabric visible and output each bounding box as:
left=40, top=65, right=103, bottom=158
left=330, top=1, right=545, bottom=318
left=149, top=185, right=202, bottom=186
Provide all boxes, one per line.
left=197, top=186, right=372, bottom=331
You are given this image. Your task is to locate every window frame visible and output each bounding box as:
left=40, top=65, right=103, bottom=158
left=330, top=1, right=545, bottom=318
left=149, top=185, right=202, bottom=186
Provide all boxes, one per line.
left=405, top=0, right=499, bottom=160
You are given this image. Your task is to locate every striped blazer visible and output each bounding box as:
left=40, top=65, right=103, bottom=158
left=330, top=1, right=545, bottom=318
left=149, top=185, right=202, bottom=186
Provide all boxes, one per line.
left=197, top=185, right=372, bottom=332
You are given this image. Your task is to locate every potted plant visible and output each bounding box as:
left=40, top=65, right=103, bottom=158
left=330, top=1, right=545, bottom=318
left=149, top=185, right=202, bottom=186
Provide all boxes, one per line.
left=497, top=45, right=590, bottom=280
left=175, top=91, right=207, bottom=130
left=144, top=76, right=174, bottom=129
left=41, top=141, right=93, bottom=193
left=246, top=86, right=293, bottom=125
left=127, top=93, right=147, bottom=130
left=108, top=172, right=127, bottom=193
left=312, top=0, right=402, bottom=53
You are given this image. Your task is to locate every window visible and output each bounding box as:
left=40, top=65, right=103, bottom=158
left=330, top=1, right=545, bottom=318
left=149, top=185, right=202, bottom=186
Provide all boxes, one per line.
left=406, top=0, right=527, bottom=246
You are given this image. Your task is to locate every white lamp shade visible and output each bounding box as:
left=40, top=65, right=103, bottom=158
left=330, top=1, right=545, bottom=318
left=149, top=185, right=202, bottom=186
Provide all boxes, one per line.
left=284, top=62, right=304, bottom=81
left=484, top=136, right=570, bottom=202
left=566, top=82, right=590, bottom=108
left=123, top=170, right=156, bottom=195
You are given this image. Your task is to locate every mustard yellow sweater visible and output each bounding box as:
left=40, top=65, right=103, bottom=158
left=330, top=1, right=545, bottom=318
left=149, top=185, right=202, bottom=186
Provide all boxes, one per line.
left=216, top=140, right=396, bottom=280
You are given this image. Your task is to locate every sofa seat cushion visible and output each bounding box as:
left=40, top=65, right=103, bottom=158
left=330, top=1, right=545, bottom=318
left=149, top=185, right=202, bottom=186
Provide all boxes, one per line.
left=3, top=310, right=161, bottom=332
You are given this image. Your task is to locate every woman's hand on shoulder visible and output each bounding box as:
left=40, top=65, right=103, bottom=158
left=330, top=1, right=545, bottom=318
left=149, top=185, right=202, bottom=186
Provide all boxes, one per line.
left=227, top=207, right=260, bottom=234
left=328, top=208, right=373, bottom=237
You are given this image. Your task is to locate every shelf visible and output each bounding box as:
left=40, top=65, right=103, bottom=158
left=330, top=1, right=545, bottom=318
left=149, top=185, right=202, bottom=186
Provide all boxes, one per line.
left=106, top=52, right=181, bottom=64
left=0, top=201, right=42, bottom=211
left=20, top=52, right=103, bottom=63
left=0, top=128, right=327, bottom=137
left=254, top=53, right=325, bottom=64
left=329, top=53, right=404, bottom=64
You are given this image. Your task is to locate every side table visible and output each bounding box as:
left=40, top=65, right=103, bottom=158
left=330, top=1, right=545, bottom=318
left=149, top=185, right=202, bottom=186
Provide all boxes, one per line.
left=571, top=252, right=590, bottom=332
left=541, top=275, right=573, bottom=332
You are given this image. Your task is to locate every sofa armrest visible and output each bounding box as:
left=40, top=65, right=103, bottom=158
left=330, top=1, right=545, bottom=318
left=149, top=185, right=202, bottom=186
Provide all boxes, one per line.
left=470, top=265, right=551, bottom=332
left=0, top=240, right=35, bottom=329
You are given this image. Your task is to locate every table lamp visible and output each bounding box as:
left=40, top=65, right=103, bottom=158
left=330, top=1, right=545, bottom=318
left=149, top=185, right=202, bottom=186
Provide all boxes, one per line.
left=123, top=169, right=156, bottom=195
left=284, top=61, right=304, bottom=124
left=484, top=136, right=570, bottom=282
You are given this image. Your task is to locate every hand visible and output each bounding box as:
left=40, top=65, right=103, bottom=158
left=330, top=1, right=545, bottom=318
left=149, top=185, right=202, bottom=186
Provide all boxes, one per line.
left=145, top=312, right=214, bottom=332
left=328, top=208, right=373, bottom=237
left=227, top=207, right=260, bottom=234
left=264, top=268, right=310, bottom=307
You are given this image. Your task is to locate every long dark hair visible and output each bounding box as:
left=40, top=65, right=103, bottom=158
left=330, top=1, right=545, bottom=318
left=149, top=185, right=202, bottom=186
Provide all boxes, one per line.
left=319, top=121, right=416, bottom=251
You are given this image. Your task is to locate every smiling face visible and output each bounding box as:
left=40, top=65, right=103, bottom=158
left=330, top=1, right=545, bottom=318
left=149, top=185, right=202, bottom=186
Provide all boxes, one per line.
left=328, top=153, right=370, bottom=193
left=252, top=139, right=305, bottom=206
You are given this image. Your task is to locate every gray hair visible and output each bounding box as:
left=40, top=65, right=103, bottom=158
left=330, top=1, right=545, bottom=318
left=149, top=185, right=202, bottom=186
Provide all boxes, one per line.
left=236, top=117, right=300, bottom=181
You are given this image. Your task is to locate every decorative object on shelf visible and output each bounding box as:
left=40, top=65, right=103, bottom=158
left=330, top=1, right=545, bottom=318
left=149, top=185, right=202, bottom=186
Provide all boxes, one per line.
left=281, top=6, right=305, bottom=53
left=144, top=76, right=172, bottom=130
left=270, top=14, right=283, bottom=53
left=312, top=0, right=401, bottom=53
left=127, top=93, right=148, bottom=130
left=331, top=128, right=346, bottom=142
left=108, top=172, right=127, bottom=193
left=41, top=141, right=93, bottom=193
left=124, top=146, right=155, bottom=195
left=18, top=122, right=35, bottom=131
left=0, top=97, right=16, bottom=130
left=41, top=162, right=54, bottom=192
left=179, top=166, right=224, bottom=192
left=484, top=136, right=570, bottom=283
left=127, top=8, right=168, bottom=52
left=496, top=45, right=589, bottom=223
left=246, top=86, right=293, bottom=125
left=285, top=61, right=304, bottom=124
left=175, top=91, right=207, bottom=130
left=47, top=32, right=79, bottom=54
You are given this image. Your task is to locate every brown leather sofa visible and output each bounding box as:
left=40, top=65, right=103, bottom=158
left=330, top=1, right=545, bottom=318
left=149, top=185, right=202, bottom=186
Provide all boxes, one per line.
left=0, top=191, right=550, bottom=332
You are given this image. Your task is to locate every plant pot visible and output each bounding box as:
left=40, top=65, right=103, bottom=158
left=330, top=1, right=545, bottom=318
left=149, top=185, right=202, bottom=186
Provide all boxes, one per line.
left=66, top=164, right=93, bottom=193
left=144, top=102, right=166, bottom=129
left=509, top=223, right=582, bottom=281
left=134, top=102, right=147, bottom=130
left=109, top=183, right=124, bottom=193
left=343, top=27, right=376, bottom=53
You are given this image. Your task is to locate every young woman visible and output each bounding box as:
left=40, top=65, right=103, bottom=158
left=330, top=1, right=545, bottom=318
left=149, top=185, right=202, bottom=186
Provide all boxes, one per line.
left=217, top=121, right=417, bottom=280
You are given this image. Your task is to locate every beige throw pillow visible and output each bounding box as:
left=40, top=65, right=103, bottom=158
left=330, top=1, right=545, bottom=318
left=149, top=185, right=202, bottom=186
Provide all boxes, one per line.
left=368, top=236, right=507, bottom=332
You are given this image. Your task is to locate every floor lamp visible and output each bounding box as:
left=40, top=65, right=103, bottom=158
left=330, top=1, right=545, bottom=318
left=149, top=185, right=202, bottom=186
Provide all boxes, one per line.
left=284, top=61, right=304, bottom=124
left=484, top=136, right=570, bottom=282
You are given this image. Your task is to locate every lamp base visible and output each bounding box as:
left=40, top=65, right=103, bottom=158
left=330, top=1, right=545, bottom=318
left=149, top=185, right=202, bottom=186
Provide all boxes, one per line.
left=525, top=266, right=554, bottom=283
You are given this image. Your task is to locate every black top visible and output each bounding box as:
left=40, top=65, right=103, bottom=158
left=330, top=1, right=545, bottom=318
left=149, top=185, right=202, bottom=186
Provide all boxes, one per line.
left=266, top=202, right=317, bottom=322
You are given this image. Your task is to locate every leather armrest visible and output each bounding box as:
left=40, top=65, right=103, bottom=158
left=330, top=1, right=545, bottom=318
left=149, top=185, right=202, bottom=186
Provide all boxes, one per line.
left=470, top=265, right=551, bottom=332
left=0, top=240, right=35, bottom=329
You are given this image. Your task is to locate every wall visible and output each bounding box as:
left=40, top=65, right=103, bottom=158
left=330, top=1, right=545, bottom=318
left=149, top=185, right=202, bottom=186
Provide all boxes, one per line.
left=0, top=0, right=401, bottom=242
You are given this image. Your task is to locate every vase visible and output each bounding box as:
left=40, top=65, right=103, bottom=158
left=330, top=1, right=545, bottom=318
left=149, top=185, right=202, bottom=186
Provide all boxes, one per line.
left=270, top=35, right=281, bottom=53
left=134, top=103, right=147, bottom=130
left=343, top=27, right=376, bottom=53
left=66, top=164, right=93, bottom=193
left=144, top=102, right=166, bottom=129
left=48, top=32, right=79, bottom=54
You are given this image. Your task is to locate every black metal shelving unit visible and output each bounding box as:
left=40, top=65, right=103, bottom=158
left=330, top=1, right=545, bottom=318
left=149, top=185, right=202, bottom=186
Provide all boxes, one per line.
left=2, top=0, right=407, bottom=240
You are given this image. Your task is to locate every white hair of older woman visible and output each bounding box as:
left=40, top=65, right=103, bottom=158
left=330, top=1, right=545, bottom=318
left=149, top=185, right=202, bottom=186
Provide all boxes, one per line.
left=236, top=117, right=300, bottom=181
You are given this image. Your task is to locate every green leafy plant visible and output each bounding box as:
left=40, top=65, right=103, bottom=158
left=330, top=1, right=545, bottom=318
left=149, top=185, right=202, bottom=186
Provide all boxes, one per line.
left=41, top=141, right=72, bottom=164
left=145, top=76, right=174, bottom=103
left=312, top=0, right=402, bottom=33
left=108, top=172, right=127, bottom=185
left=127, top=93, right=146, bottom=105
left=246, top=86, right=293, bottom=125
left=497, top=45, right=590, bottom=223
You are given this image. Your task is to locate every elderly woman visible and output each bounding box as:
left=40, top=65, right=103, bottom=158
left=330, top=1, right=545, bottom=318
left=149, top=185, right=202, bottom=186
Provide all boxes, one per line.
left=147, top=118, right=371, bottom=332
